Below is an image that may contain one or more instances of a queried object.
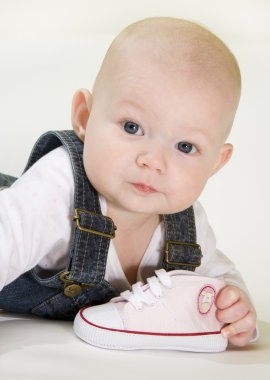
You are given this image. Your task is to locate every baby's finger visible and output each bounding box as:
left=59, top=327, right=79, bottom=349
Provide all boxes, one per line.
left=225, top=330, right=254, bottom=347
left=221, top=311, right=256, bottom=341
left=216, top=299, right=249, bottom=324
left=215, top=286, right=240, bottom=309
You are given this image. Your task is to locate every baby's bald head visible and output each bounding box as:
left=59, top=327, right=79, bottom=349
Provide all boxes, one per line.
left=93, top=17, right=241, bottom=102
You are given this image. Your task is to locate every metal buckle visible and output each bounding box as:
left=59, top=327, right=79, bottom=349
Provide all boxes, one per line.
left=60, top=271, right=95, bottom=298
left=74, top=208, right=116, bottom=239
left=165, top=240, right=201, bottom=267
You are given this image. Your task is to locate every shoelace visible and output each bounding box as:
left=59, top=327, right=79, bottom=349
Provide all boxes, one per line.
left=120, top=269, right=173, bottom=311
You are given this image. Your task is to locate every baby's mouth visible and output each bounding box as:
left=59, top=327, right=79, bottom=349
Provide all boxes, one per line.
left=132, top=183, right=158, bottom=194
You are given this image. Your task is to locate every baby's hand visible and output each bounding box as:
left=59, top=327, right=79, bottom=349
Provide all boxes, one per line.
left=215, top=285, right=257, bottom=347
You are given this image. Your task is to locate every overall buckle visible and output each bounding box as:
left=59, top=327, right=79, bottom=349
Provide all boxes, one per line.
left=60, top=271, right=95, bottom=298
left=165, top=240, right=202, bottom=267
left=74, top=208, right=116, bottom=239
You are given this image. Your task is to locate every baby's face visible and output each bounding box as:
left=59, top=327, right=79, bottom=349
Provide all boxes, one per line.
left=82, top=58, right=236, bottom=216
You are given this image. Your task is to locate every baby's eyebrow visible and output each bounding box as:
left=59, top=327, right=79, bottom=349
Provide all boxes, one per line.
left=175, top=126, right=212, bottom=145
left=117, top=100, right=144, bottom=110
left=116, top=99, right=158, bottom=122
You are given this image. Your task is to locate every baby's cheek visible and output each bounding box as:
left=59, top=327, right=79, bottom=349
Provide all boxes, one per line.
left=167, top=184, right=202, bottom=212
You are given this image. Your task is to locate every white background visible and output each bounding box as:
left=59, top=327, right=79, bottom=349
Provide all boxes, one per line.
left=0, top=0, right=269, bottom=322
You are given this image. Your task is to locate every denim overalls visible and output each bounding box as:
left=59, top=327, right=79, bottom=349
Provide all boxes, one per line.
left=0, top=130, right=202, bottom=320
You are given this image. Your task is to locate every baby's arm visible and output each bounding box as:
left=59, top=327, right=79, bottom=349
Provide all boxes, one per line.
left=216, top=285, right=257, bottom=346
left=0, top=147, right=74, bottom=290
left=194, top=201, right=257, bottom=347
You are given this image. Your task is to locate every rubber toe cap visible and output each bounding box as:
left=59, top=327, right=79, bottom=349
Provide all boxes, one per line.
left=80, top=303, right=125, bottom=330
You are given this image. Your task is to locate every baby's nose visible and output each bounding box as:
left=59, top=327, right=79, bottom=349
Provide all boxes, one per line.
left=136, top=149, right=166, bottom=174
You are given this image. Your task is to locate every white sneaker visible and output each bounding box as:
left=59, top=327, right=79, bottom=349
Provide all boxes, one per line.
left=74, top=269, right=227, bottom=352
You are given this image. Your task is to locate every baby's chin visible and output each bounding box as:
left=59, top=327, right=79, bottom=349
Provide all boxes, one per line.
left=153, top=198, right=194, bottom=215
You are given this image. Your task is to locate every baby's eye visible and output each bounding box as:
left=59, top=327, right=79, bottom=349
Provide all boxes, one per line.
left=176, top=141, right=197, bottom=154
left=123, top=121, right=143, bottom=135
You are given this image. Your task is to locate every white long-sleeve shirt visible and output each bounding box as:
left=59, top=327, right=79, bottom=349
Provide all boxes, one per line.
left=0, top=146, right=247, bottom=294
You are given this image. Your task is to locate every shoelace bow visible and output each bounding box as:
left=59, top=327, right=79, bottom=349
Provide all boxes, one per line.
left=120, top=269, right=173, bottom=310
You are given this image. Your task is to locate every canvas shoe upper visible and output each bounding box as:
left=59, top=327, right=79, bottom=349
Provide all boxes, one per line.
left=74, top=269, right=228, bottom=352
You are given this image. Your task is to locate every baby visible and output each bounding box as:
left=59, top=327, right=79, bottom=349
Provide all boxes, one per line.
left=0, top=17, right=256, bottom=347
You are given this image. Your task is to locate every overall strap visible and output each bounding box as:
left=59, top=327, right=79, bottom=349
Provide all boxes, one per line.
left=24, top=130, right=116, bottom=294
left=162, top=207, right=202, bottom=272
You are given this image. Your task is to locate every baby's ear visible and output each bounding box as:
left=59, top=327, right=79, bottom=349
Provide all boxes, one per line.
left=71, top=89, right=92, bottom=141
left=210, top=143, right=233, bottom=176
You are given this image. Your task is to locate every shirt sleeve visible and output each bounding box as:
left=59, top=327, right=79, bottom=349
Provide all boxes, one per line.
left=194, top=201, right=248, bottom=293
left=0, top=146, right=74, bottom=290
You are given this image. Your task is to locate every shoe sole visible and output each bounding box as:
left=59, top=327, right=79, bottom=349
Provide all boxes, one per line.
left=74, top=310, right=228, bottom=353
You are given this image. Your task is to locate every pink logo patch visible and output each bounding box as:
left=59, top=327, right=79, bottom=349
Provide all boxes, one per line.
left=198, top=286, right=216, bottom=314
